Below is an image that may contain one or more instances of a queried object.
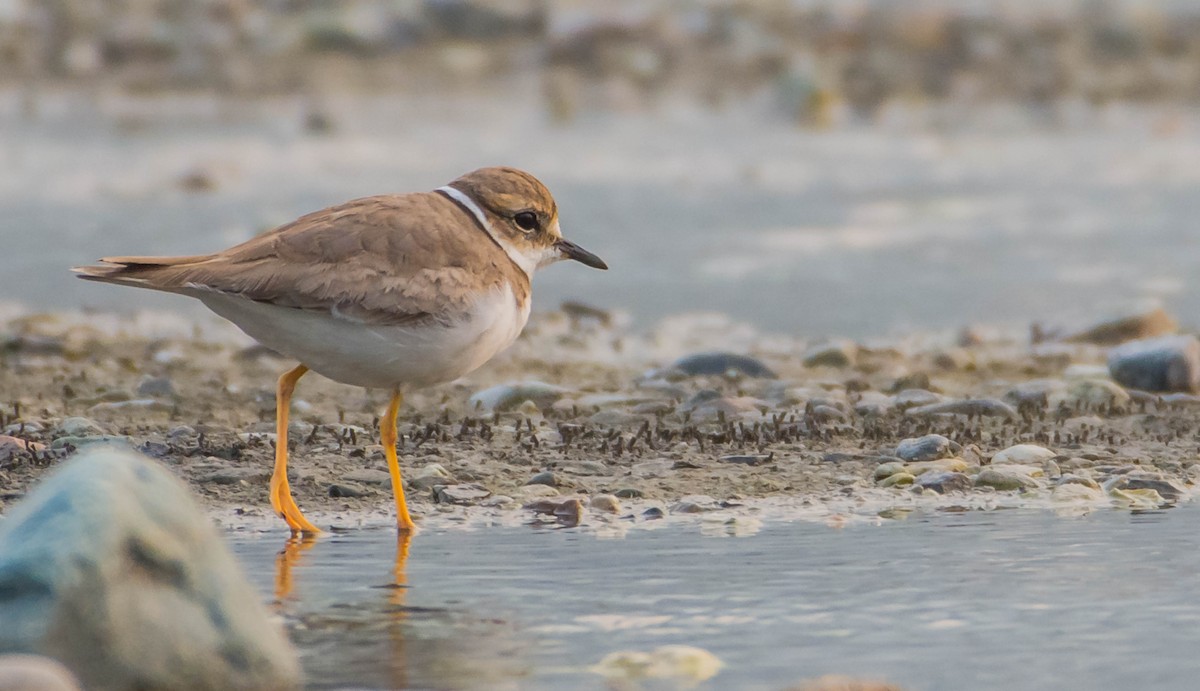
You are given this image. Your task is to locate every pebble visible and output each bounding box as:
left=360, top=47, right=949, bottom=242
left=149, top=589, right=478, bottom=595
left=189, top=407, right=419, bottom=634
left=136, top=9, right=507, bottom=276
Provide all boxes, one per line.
left=0, top=447, right=300, bottom=689
left=853, top=391, right=893, bottom=416
left=892, top=389, right=942, bottom=409
left=669, top=352, right=776, bottom=378
left=895, top=434, right=960, bottom=462
left=974, top=467, right=1040, bottom=491
left=135, top=375, right=176, bottom=398
left=554, top=498, right=585, bottom=525
left=874, top=462, right=907, bottom=481
left=1005, top=379, right=1066, bottom=407
left=590, top=645, right=722, bottom=684
left=0, top=655, right=82, bottom=691
left=52, top=417, right=106, bottom=438
left=590, top=494, right=622, bottom=513
left=408, top=463, right=455, bottom=490
left=1107, top=335, right=1200, bottom=393
left=467, top=381, right=568, bottom=413
left=89, top=399, right=172, bottom=414
left=615, top=488, right=645, bottom=499
left=562, top=461, right=610, bottom=476
left=342, top=468, right=392, bottom=486
left=1067, top=379, right=1130, bottom=408
left=991, top=444, right=1056, bottom=465
left=513, top=484, right=560, bottom=500
left=1056, top=474, right=1100, bottom=489
left=802, top=340, right=858, bottom=368
left=49, top=435, right=132, bottom=450
left=434, top=483, right=492, bottom=505
left=328, top=482, right=370, bottom=498
left=1103, top=473, right=1187, bottom=502
left=905, top=458, right=969, bottom=476
left=198, top=467, right=269, bottom=485
left=879, top=472, right=915, bottom=487
left=0, top=436, right=45, bottom=463
left=915, top=471, right=973, bottom=493
left=720, top=455, right=768, bottom=466
left=2, top=421, right=42, bottom=435
left=1063, top=306, right=1177, bottom=345
left=642, top=507, right=665, bottom=519
left=906, top=398, right=1017, bottom=419
left=526, top=471, right=557, bottom=487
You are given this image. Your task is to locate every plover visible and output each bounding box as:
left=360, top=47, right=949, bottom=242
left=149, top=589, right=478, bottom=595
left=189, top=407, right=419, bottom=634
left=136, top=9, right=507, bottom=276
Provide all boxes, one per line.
left=74, top=167, right=607, bottom=534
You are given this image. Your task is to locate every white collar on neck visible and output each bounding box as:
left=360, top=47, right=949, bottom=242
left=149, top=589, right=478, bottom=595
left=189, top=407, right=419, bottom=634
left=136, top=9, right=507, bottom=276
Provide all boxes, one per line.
left=436, top=184, right=538, bottom=277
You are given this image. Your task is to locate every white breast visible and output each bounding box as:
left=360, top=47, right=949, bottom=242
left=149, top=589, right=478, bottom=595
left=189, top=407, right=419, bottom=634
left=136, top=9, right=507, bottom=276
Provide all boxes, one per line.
left=199, top=285, right=530, bottom=389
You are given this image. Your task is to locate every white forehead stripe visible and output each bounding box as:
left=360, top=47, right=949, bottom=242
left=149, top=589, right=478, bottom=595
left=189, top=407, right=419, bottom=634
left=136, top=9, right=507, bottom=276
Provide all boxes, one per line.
left=436, top=185, right=490, bottom=233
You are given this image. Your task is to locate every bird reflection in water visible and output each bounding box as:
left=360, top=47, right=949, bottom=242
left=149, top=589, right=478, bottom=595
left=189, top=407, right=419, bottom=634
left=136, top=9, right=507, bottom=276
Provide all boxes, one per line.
left=273, top=531, right=415, bottom=688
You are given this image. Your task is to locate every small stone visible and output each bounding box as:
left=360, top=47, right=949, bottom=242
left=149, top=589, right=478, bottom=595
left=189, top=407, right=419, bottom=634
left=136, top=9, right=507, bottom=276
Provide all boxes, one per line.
left=198, top=467, right=269, bottom=485
left=906, top=398, right=1017, bottom=419
left=874, top=462, right=907, bottom=481
left=915, top=471, right=972, bottom=493
left=670, top=495, right=719, bottom=513
left=554, top=498, right=585, bottom=525
left=513, top=484, right=560, bottom=500
left=808, top=404, right=849, bottom=422
left=615, top=488, right=645, bottom=499
left=49, top=435, right=133, bottom=450
left=879, top=472, right=915, bottom=487
left=670, top=352, right=776, bottom=378
left=467, top=381, right=569, bottom=413
left=905, top=458, right=969, bottom=476
left=974, top=467, right=1040, bottom=491
left=895, top=434, right=960, bottom=462
left=0, top=655, right=82, bottom=691
left=590, top=494, right=621, bottom=513
left=591, top=645, right=722, bottom=684
left=408, top=463, right=455, bottom=490
left=991, top=444, right=1056, bottom=465
left=0, top=447, right=300, bottom=689
left=1103, top=473, right=1187, bottom=502
left=1108, top=335, right=1200, bottom=393
left=328, top=483, right=370, bottom=498
left=1063, top=306, right=1177, bottom=345
left=931, top=348, right=972, bottom=370
left=0, top=436, right=45, bottom=463
left=1056, top=474, right=1100, bottom=489
left=1005, top=380, right=1066, bottom=408
left=562, top=461, right=609, bottom=476
left=52, top=417, right=106, bottom=438
left=1067, top=379, right=1130, bottom=408
left=892, top=389, right=942, bottom=409
left=803, top=340, right=858, bottom=368
left=641, top=507, right=665, bottom=519
left=434, top=483, right=492, bottom=505
left=342, top=468, right=392, bottom=486
left=720, top=454, right=767, bottom=466
left=135, top=376, right=176, bottom=398
left=526, top=471, right=557, bottom=487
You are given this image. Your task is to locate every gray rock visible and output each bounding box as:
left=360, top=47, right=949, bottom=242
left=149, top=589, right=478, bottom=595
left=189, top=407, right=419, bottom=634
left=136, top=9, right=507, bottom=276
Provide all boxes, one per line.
left=0, top=447, right=300, bottom=690
left=434, top=483, right=492, bottom=505
left=906, top=398, right=1018, bottom=419
left=670, top=352, right=777, bottom=378
left=1108, top=335, right=1200, bottom=393
left=135, top=376, right=176, bottom=399
left=0, top=654, right=82, bottom=691
left=914, top=471, right=973, bottom=494
left=974, top=467, right=1039, bottom=491
left=895, top=434, right=960, bottom=462
left=197, top=467, right=269, bottom=485
left=590, top=494, right=621, bottom=513
left=327, top=483, right=370, bottom=498
left=526, top=471, right=557, bottom=487
left=1005, top=379, right=1066, bottom=408
left=802, top=340, right=858, bottom=369
left=341, top=468, right=392, bottom=486
left=615, top=488, right=645, bottom=499
left=467, top=381, right=569, bottom=413
left=51, top=418, right=105, bottom=438
left=892, top=389, right=942, bottom=409
left=408, top=463, right=454, bottom=490
left=1104, top=473, right=1188, bottom=502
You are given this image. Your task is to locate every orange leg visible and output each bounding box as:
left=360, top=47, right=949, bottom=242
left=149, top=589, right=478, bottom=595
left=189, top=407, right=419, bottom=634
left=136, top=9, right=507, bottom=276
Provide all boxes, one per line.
left=270, top=364, right=321, bottom=535
left=382, top=389, right=417, bottom=533
left=273, top=533, right=317, bottom=603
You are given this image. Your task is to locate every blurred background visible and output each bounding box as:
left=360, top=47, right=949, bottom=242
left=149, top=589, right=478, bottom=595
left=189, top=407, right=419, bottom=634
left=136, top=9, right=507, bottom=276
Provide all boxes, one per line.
left=2, top=0, right=1198, bottom=338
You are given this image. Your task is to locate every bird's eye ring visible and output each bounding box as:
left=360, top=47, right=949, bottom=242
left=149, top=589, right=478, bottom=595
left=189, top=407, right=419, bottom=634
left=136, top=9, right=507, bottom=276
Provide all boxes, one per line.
left=514, top=211, right=538, bottom=232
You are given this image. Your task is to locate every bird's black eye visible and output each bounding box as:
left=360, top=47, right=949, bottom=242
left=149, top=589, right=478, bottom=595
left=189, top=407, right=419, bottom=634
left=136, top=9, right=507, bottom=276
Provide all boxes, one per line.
left=514, top=211, right=539, bottom=232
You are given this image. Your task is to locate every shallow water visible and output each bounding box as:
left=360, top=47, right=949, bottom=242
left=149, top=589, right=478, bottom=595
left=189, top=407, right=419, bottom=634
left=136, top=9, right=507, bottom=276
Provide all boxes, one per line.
left=230, top=505, right=1200, bottom=690
left=6, top=96, right=1200, bottom=336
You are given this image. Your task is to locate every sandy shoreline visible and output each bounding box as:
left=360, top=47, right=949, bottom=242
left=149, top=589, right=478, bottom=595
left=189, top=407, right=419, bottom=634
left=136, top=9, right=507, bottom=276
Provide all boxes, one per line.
left=1, top=304, right=1195, bottom=531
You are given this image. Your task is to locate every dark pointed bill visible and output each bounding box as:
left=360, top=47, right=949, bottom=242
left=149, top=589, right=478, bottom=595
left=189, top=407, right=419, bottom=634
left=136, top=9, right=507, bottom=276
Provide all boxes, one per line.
left=555, top=239, right=608, bottom=270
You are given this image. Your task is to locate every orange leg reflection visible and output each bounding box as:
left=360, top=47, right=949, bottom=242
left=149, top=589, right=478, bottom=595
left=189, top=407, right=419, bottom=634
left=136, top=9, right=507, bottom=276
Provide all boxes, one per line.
left=273, top=533, right=318, bottom=604
left=387, top=530, right=414, bottom=689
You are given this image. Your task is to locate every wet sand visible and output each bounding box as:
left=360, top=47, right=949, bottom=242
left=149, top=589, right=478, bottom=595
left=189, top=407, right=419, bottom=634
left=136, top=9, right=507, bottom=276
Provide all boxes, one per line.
left=1, top=305, right=1194, bottom=530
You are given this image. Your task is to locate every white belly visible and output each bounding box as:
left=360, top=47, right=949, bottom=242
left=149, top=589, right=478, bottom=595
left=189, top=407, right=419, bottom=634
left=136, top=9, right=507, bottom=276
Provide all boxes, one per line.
left=198, top=286, right=530, bottom=389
